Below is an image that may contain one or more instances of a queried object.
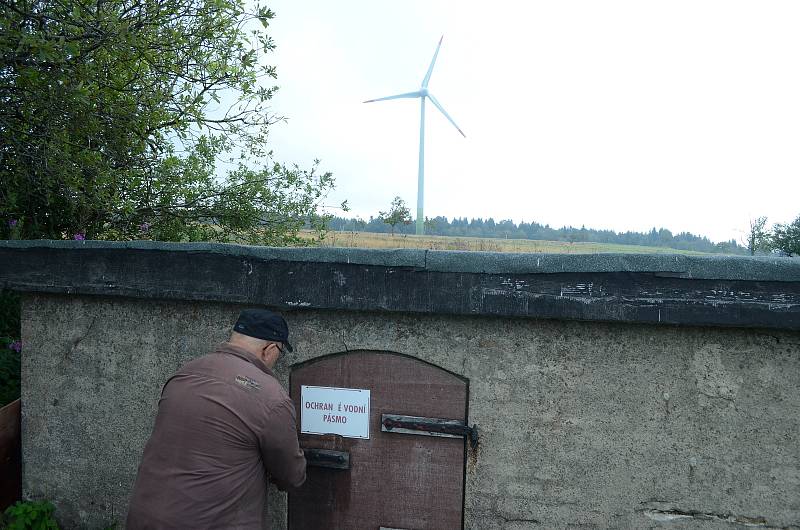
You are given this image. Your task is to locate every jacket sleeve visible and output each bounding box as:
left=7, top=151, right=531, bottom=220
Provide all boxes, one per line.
left=258, top=397, right=307, bottom=491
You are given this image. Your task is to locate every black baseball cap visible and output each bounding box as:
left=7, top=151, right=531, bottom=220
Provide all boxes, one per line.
left=233, top=309, right=294, bottom=352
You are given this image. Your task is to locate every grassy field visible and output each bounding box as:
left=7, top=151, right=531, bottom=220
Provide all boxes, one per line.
left=300, top=230, right=712, bottom=255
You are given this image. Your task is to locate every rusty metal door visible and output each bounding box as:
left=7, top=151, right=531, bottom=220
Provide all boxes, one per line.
left=288, top=351, right=468, bottom=530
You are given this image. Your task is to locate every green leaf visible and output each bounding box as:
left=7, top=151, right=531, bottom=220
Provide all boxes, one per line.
left=1, top=0, right=342, bottom=245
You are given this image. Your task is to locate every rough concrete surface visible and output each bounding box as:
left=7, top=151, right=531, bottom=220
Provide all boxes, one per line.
left=3, top=242, right=800, bottom=331
left=20, top=294, right=800, bottom=529
left=3, top=239, right=800, bottom=280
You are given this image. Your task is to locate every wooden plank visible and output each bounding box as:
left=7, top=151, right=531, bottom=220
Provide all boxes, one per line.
left=0, top=399, right=22, bottom=510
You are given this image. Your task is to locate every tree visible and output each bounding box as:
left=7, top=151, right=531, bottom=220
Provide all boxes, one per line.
left=1, top=0, right=340, bottom=244
left=744, top=216, right=770, bottom=255
left=424, top=216, right=437, bottom=233
left=378, top=196, right=411, bottom=236
left=771, top=215, right=800, bottom=257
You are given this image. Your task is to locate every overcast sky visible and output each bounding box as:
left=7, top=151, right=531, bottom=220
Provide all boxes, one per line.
left=262, top=1, right=799, bottom=243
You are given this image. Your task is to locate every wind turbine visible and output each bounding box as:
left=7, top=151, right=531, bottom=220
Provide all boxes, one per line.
left=364, top=36, right=465, bottom=235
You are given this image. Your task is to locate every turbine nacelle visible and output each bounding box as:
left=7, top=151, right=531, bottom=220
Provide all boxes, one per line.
left=363, top=36, right=462, bottom=136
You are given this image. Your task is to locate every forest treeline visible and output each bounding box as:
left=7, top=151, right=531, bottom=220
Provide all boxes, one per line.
left=327, top=216, right=747, bottom=254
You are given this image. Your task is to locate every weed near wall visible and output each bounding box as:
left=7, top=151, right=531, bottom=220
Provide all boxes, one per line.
left=2, top=500, right=59, bottom=529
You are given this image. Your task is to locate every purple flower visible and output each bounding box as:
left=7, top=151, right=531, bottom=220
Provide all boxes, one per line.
left=8, top=219, right=17, bottom=228
left=73, top=232, right=86, bottom=241
left=9, top=341, right=21, bottom=353
left=139, top=222, right=151, bottom=232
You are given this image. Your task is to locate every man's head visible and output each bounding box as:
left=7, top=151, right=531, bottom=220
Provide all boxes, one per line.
left=229, top=309, right=293, bottom=368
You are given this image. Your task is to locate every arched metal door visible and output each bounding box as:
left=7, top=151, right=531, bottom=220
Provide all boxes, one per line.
left=288, top=351, right=469, bottom=530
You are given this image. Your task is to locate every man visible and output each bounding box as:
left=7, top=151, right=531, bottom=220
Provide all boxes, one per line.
left=127, top=309, right=307, bottom=529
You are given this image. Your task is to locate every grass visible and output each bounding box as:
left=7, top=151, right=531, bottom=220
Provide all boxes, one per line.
left=300, top=230, right=714, bottom=255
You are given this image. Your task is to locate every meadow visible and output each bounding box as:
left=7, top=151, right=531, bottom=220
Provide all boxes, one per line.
left=301, top=230, right=712, bottom=255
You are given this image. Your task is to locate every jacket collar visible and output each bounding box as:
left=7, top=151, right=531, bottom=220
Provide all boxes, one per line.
left=215, top=342, right=276, bottom=378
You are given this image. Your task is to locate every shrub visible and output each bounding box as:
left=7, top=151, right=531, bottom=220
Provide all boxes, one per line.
left=2, top=500, right=59, bottom=530
left=0, top=290, right=21, bottom=407
left=0, top=291, right=22, bottom=407
left=0, top=338, right=21, bottom=407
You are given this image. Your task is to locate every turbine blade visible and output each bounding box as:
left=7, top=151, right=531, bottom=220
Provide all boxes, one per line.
left=427, top=93, right=466, bottom=137
left=422, top=35, right=444, bottom=88
left=363, top=90, right=423, bottom=103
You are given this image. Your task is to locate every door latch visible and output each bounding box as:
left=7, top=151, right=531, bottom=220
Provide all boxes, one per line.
left=303, top=448, right=350, bottom=470
left=381, top=414, right=479, bottom=448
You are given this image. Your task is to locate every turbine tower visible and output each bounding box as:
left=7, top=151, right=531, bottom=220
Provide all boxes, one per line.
left=364, top=36, right=465, bottom=235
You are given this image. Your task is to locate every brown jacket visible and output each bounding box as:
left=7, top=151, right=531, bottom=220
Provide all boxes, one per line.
left=126, top=343, right=306, bottom=529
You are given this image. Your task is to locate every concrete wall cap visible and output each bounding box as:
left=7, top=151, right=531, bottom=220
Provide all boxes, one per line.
left=1, top=239, right=799, bottom=282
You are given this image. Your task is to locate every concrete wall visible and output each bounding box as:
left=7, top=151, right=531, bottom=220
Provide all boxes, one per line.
left=20, top=294, right=800, bottom=529
left=2, top=241, right=799, bottom=529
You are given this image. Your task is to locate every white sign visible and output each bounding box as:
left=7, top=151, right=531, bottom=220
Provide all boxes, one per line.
left=300, top=385, right=371, bottom=439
